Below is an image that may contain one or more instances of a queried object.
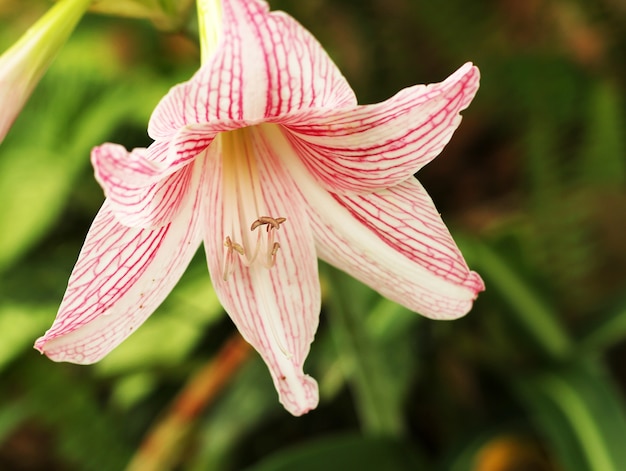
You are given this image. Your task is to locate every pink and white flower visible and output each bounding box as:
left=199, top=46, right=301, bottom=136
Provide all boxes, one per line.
left=35, top=0, right=484, bottom=416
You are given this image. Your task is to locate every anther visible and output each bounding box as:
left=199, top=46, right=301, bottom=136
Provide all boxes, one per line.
left=250, top=216, right=287, bottom=231
left=224, top=236, right=245, bottom=255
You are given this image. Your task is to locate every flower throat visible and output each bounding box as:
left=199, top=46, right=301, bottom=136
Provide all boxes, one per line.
left=219, top=128, right=286, bottom=281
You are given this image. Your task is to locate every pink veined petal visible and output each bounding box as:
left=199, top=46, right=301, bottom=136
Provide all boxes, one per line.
left=317, top=179, right=483, bottom=319
left=267, top=124, right=483, bottom=319
left=167, top=120, right=255, bottom=169
left=34, top=157, right=207, bottom=363
left=92, top=142, right=195, bottom=228
left=279, top=62, right=480, bottom=193
left=203, top=126, right=320, bottom=416
left=147, top=0, right=356, bottom=140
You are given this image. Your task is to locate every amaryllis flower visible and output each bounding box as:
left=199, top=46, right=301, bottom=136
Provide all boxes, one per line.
left=35, top=0, right=484, bottom=416
left=0, top=0, right=91, bottom=144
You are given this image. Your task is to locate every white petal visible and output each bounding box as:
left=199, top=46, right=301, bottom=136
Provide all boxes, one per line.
left=314, top=179, right=484, bottom=319
left=92, top=142, right=195, bottom=228
left=266, top=124, right=484, bottom=319
left=203, top=127, right=321, bottom=416
left=147, top=0, right=356, bottom=139
left=279, top=63, right=480, bottom=193
left=34, top=157, right=207, bottom=363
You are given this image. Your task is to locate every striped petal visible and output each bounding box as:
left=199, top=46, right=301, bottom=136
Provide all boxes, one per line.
left=34, top=157, right=206, bottom=363
left=92, top=141, right=195, bottom=228
left=203, top=126, right=320, bottom=416
left=147, top=0, right=356, bottom=139
left=268, top=125, right=483, bottom=319
left=279, top=63, right=480, bottom=193
left=313, top=178, right=485, bottom=318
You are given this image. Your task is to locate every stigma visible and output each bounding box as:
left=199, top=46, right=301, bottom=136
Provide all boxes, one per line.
left=223, top=216, right=286, bottom=280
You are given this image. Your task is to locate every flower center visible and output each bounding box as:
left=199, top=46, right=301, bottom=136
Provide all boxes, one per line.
left=222, top=215, right=286, bottom=280
left=215, top=127, right=296, bottom=360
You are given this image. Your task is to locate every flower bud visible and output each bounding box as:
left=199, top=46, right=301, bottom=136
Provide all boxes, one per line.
left=0, top=0, right=91, bottom=144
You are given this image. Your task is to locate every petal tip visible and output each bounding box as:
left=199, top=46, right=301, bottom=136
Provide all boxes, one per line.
left=441, top=271, right=485, bottom=320
left=33, top=334, right=103, bottom=365
left=278, top=373, right=319, bottom=416
left=33, top=336, right=46, bottom=355
left=466, top=270, right=486, bottom=298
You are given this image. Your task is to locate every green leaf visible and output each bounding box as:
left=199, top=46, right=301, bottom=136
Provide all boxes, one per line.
left=464, top=240, right=573, bottom=360
left=0, top=145, right=87, bottom=271
left=580, top=298, right=626, bottom=352
left=579, top=81, right=626, bottom=187
left=524, top=117, right=595, bottom=304
left=0, top=303, right=53, bottom=371
left=19, top=358, right=133, bottom=471
left=316, top=288, right=421, bottom=403
left=0, top=401, right=27, bottom=444
left=244, top=434, right=422, bottom=471
left=516, top=360, right=626, bottom=471
left=322, top=264, right=407, bottom=438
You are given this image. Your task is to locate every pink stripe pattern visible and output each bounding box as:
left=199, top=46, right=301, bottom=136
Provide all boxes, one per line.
left=35, top=0, right=484, bottom=416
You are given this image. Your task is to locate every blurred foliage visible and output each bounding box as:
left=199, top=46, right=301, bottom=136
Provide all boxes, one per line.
left=1, top=0, right=625, bottom=470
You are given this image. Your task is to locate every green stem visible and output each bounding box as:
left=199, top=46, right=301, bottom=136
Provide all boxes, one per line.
left=581, top=303, right=626, bottom=352
left=323, top=265, right=404, bottom=438
left=196, top=0, right=223, bottom=64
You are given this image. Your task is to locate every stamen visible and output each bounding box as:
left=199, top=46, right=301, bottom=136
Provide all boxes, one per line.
left=222, top=236, right=235, bottom=281
left=268, top=242, right=280, bottom=267
left=271, top=242, right=280, bottom=257
left=223, top=216, right=287, bottom=279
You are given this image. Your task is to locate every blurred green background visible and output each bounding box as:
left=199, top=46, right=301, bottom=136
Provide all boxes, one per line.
left=1, top=0, right=625, bottom=470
